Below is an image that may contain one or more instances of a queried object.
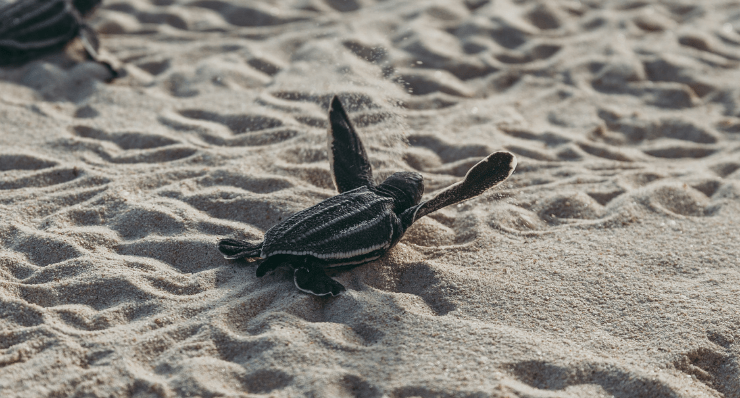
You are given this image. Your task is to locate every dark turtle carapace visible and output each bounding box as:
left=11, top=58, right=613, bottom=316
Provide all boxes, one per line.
left=218, top=96, right=517, bottom=296
left=0, top=0, right=119, bottom=76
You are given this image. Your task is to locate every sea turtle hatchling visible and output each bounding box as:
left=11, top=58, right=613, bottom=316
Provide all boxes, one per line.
left=218, top=96, right=517, bottom=296
left=0, top=0, right=120, bottom=76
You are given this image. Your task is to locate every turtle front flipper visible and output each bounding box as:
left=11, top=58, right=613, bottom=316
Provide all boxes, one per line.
left=327, top=96, right=374, bottom=193
left=218, top=238, right=262, bottom=260
left=401, top=151, right=517, bottom=226
left=78, top=24, right=123, bottom=78
left=294, top=258, right=345, bottom=297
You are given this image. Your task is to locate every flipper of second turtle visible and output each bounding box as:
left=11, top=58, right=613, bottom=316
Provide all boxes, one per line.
left=294, top=258, right=345, bottom=296
left=218, top=238, right=262, bottom=260
left=327, top=96, right=374, bottom=193
left=401, top=151, right=517, bottom=225
left=78, top=24, right=99, bottom=56
left=78, top=24, right=123, bottom=79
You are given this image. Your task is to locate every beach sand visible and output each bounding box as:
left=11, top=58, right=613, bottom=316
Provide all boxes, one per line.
left=1, top=0, right=739, bottom=396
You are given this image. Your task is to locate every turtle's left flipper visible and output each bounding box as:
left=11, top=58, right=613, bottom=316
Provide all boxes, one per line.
left=294, top=258, right=345, bottom=297
left=401, top=151, right=517, bottom=226
left=327, top=96, right=374, bottom=193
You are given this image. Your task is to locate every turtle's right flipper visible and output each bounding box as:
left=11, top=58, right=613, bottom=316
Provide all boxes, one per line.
left=218, top=238, right=262, bottom=260
left=327, top=96, right=374, bottom=193
left=294, top=258, right=345, bottom=297
left=401, top=151, right=517, bottom=226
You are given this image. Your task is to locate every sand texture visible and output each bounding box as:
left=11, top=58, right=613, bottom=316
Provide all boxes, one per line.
left=1, top=0, right=740, bottom=396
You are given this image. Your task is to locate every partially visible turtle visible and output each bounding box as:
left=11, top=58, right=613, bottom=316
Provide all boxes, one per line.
left=219, top=96, right=517, bottom=296
left=0, top=0, right=120, bottom=76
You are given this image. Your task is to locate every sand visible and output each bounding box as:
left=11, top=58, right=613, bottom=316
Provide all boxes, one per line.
left=1, top=0, right=739, bottom=396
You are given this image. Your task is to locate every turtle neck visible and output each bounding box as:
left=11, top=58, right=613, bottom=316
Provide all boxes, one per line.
left=372, top=183, right=417, bottom=214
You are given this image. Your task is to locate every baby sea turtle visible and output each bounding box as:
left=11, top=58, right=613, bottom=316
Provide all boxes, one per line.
left=0, top=0, right=120, bottom=76
left=218, top=96, right=516, bottom=296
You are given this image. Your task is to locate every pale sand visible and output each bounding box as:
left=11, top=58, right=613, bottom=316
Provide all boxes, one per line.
left=1, top=0, right=740, bottom=397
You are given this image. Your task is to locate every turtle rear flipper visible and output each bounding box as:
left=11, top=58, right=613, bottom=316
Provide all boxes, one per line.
left=327, top=96, right=374, bottom=193
left=401, top=151, right=516, bottom=226
left=255, top=254, right=293, bottom=277
left=218, top=238, right=262, bottom=260
left=294, top=258, right=345, bottom=296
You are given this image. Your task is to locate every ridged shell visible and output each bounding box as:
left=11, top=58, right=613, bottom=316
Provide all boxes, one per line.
left=0, top=0, right=81, bottom=64
left=262, top=186, right=402, bottom=266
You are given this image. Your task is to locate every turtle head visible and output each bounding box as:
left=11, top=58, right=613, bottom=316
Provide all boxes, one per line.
left=377, top=171, right=424, bottom=212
